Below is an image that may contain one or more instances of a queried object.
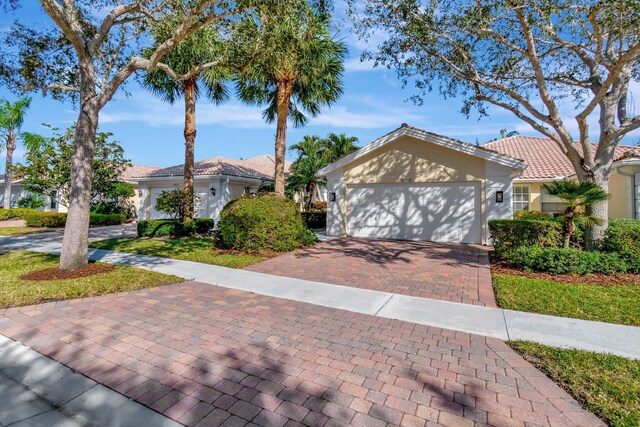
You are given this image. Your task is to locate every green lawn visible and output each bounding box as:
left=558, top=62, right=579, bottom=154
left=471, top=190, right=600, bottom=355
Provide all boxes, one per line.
left=493, top=274, right=640, bottom=326
left=510, top=341, right=640, bottom=427
left=0, top=227, right=55, bottom=236
left=90, top=237, right=267, bottom=268
left=0, top=251, right=182, bottom=308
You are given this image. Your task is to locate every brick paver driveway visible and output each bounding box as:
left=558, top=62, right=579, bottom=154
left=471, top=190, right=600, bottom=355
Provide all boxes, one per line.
left=0, top=282, right=602, bottom=427
left=246, top=238, right=496, bottom=307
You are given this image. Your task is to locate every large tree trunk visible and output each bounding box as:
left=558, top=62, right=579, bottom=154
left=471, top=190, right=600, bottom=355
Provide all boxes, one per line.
left=182, top=77, right=197, bottom=222
left=3, top=130, right=16, bottom=209
left=59, top=106, right=99, bottom=270
left=59, top=58, right=98, bottom=271
left=274, top=80, right=294, bottom=196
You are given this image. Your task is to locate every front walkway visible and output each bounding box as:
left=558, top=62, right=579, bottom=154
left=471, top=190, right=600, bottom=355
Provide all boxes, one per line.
left=246, top=238, right=496, bottom=307
left=0, top=282, right=604, bottom=427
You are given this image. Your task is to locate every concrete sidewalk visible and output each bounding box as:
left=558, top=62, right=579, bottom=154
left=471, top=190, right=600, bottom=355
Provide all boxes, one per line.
left=0, top=335, right=179, bottom=427
left=2, top=235, right=639, bottom=360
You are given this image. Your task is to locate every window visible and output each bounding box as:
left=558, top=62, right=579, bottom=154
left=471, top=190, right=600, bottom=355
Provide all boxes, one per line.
left=512, top=186, right=529, bottom=211
left=541, top=187, right=564, bottom=214
left=50, top=191, right=58, bottom=210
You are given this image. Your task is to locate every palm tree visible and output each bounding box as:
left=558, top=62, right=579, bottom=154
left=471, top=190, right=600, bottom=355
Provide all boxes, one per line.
left=287, top=135, right=328, bottom=210
left=324, top=133, right=359, bottom=162
left=0, top=97, right=31, bottom=209
left=542, top=180, right=609, bottom=248
left=236, top=0, right=346, bottom=195
left=142, top=15, right=228, bottom=221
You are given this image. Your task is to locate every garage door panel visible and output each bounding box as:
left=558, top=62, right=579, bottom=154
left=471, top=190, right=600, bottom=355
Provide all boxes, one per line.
left=346, top=183, right=481, bottom=243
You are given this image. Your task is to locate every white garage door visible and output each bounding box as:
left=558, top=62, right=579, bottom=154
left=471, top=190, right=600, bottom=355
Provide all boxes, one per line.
left=149, top=187, right=208, bottom=219
left=346, top=182, right=482, bottom=243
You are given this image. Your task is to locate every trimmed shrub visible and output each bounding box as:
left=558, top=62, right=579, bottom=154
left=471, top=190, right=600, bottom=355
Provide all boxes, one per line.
left=602, top=219, right=640, bottom=273
left=489, top=219, right=562, bottom=253
left=24, top=212, right=67, bottom=227
left=513, top=210, right=552, bottom=220
left=137, top=218, right=213, bottom=237
left=89, top=213, right=126, bottom=226
left=0, top=208, right=38, bottom=221
left=24, top=212, right=125, bottom=228
left=504, top=246, right=628, bottom=275
left=218, top=193, right=314, bottom=252
left=301, top=212, right=326, bottom=229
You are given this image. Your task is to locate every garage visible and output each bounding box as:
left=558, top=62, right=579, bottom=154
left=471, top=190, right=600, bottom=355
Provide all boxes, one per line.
left=318, top=124, right=525, bottom=244
left=346, top=182, right=482, bottom=243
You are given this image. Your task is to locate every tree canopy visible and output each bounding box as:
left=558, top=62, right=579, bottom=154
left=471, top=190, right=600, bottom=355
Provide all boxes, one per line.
left=16, top=125, right=131, bottom=207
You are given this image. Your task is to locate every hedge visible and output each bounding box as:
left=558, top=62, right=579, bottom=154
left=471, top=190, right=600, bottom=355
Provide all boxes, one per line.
left=301, top=212, right=326, bottom=229
left=489, top=219, right=562, bottom=253
left=137, top=218, right=214, bottom=237
left=23, top=211, right=126, bottom=228
left=218, top=193, right=316, bottom=253
left=0, top=208, right=38, bottom=221
left=503, top=246, right=628, bottom=275
left=602, top=219, right=640, bottom=273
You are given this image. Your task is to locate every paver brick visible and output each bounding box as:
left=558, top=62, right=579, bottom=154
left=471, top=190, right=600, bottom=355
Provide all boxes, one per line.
left=0, top=281, right=602, bottom=427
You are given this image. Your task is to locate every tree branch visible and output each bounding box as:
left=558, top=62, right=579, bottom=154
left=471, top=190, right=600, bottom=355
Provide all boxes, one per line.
left=89, top=2, right=142, bottom=53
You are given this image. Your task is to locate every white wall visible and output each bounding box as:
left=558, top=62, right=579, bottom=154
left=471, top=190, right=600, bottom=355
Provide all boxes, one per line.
left=485, top=162, right=515, bottom=244
left=325, top=170, right=344, bottom=237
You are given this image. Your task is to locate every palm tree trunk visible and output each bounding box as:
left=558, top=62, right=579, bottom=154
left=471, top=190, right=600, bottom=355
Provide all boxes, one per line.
left=306, top=182, right=315, bottom=211
left=274, top=80, right=294, bottom=196
left=3, top=130, right=16, bottom=209
left=563, top=212, right=573, bottom=248
left=182, top=77, right=197, bottom=222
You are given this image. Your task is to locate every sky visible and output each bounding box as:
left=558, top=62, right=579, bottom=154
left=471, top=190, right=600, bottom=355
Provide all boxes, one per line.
left=1, top=2, right=639, bottom=172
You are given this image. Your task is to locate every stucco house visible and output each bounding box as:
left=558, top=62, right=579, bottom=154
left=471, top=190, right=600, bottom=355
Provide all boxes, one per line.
left=317, top=124, right=526, bottom=244
left=484, top=136, right=640, bottom=220
left=128, top=154, right=290, bottom=220
left=1, top=164, right=159, bottom=214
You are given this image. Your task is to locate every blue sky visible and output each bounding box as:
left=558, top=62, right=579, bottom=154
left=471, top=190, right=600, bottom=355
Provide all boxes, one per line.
left=1, top=2, right=638, bottom=172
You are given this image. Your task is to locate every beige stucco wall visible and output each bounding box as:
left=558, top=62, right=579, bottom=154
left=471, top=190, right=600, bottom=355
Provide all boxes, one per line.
left=513, top=169, right=631, bottom=218
left=608, top=172, right=629, bottom=218
left=343, top=135, right=486, bottom=184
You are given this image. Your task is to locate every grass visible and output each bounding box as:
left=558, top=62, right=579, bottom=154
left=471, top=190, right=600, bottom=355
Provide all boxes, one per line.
left=90, top=237, right=267, bottom=269
left=0, top=251, right=182, bottom=308
left=0, top=227, right=55, bottom=236
left=493, top=274, right=640, bottom=326
left=509, top=341, right=640, bottom=427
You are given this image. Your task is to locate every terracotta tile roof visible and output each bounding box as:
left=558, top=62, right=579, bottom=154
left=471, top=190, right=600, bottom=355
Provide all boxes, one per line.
left=121, top=164, right=160, bottom=180
left=134, top=154, right=290, bottom=180
left=484, top=136, right=640, bottom=179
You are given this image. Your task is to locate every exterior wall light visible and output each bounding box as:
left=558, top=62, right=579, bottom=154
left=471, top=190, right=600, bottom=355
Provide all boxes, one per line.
left=496, top=191, right=504, bottom=203
left=210, top=187, right=216, bottom=197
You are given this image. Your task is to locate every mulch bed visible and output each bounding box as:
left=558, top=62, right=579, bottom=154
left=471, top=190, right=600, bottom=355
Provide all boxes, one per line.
left=20, top=264, right=116, bottom=281
left=489, top=252, right=640, bottom=286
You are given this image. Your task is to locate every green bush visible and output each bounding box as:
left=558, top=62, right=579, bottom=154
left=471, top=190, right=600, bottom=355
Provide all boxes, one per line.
left=301, top=212, right=326, bottom=229
left=0, top=208, right=38, bottom=221
left=489, top=219, right=562, bottom=253
left=89, top=213, right=126, bottom=226
left=24, top=211, right=125, bottom=228
left=24, top=212, right=67, bottom=227
left=218, top=193, right=314, bottom=252
left=504, top=246, right=628, bottom=275
left=513, top=210, right=552, bottom=220
left=137, top=218, right=213, bottom=237
left=602, top=219, right=640, bottom=273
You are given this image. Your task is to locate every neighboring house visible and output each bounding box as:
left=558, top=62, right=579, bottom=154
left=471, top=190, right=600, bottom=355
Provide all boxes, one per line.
left=0, top=178, right=64, bottom=212
left=484, top=136, right=640, bottom=220
left=317, top=124, right=525, bottom=244
left=129, top=155, right=290, bottom=220
left=0, top=164, right=158, bottom=214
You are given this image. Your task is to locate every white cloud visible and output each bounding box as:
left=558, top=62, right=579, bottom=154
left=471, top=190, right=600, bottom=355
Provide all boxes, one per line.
left=309, top=105, right=422, bottom=128
left=344, top=57, right=378, bottom=72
